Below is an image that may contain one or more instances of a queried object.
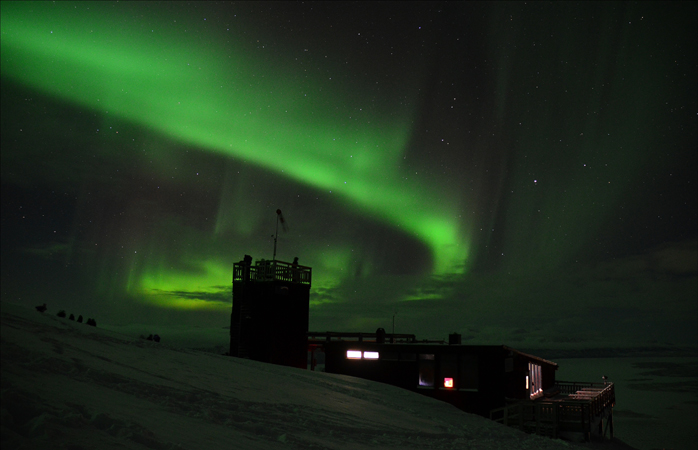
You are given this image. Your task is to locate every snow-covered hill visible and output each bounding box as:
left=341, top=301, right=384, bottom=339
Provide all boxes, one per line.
left=2, top=302, right=620, bottom=450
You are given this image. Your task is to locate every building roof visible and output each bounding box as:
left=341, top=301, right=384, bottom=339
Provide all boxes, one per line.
left=317, top=337, right=559, bottom=369
left=503, top=345, right=558, bottom=369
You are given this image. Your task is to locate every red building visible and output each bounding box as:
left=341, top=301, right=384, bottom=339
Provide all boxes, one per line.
left=311, top=331, right=615, bottom=442
left=315, top=333, right=557, bottom=417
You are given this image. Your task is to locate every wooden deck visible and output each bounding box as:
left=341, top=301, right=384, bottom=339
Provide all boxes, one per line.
left=490, top=381, right=615, bottom=441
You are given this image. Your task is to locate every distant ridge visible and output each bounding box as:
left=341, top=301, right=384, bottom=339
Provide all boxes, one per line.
left=522, top=346, right=698, bottom=361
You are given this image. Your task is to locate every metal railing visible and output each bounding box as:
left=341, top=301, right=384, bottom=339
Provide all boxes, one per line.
left=490, top=382, right=615, bottom=441
left=233, top=260, right=312, bottom=285
left=307, top=331, right=417, bottom=343
left=555, top=381, right=615, bottom=418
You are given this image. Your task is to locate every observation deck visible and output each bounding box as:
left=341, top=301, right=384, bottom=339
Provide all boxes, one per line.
left=233, top=259, right=312, bottom=285
left=491, top=381, right=615, bottom=441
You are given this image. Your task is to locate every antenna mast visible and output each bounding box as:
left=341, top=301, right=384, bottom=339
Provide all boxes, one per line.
left=272, top=209, right=286, bottom=261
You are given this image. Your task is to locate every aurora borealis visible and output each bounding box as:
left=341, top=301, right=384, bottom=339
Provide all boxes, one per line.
left=2, top=1, right=696, bottom=348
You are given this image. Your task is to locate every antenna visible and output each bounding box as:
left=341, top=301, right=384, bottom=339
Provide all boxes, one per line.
left=272, top=209, right=287, bottom=261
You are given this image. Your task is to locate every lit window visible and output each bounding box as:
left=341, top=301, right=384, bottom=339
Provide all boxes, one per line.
left=347, top=350, right=362, bottom=359
left=526, top=375, right=529, bottom=390
left=418, top=354, right=435, bottom=387
left=441, top=354, right=457, bottom=388
left=363, top=351, right=379, bottom=359
left=528, top=362, right=542, bottom=399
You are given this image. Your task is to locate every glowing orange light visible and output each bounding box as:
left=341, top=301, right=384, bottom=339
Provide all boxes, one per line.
left=347, top=350, right=362, bottom=359
left=444, top=378, right=454, bottom=388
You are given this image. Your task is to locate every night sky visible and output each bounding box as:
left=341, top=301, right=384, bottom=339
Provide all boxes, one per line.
left=2, top=1, right=696, bottom=349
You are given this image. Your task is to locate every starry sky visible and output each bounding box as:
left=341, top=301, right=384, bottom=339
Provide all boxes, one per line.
left=2, top=1, right=696, bottom=349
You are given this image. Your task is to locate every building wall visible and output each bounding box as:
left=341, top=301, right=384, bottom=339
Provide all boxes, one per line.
left=323, top=342, right=557, bottom=417
left=231, top=279, right=309, bottom=369
left=325, top=343, right=499, bottom=416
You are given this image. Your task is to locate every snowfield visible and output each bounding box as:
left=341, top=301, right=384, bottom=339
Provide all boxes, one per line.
left=2, top=302, right=615, bottom=450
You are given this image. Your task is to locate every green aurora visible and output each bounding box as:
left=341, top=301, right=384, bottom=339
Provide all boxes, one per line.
left=1, top=2, right=695, bottom=345
left=0, top=1, right=468, bottom=291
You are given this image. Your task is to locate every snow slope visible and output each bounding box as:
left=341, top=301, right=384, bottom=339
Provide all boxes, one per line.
left=2, top=302, right=604, bottom=450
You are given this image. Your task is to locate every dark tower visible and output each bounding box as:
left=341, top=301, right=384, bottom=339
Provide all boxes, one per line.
left=230, top=255, right=312, bottom=369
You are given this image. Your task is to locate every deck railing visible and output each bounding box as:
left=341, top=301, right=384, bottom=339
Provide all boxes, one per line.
left=490, top=382, right=614, bottom=441
left=307, top=331, right=417, bottom=343
left=233, top=260, right=312, bottom=285
left=555, top=381, right=615, bottom=418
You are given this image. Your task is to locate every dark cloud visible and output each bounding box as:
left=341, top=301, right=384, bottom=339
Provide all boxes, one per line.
left=21, top=241, right=71, bottom=260
left=149, top=288, right=230, bottom=305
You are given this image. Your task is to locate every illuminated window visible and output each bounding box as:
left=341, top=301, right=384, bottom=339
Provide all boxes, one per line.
left=528, top=362, right=542, bottom=399
left=418, top=354, right=435, bottom=387
left=440, top=354, right=457, bottom=389
left=363, top=351, right=379, bottom=359
left=346, top=350, right=362, bottom=359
